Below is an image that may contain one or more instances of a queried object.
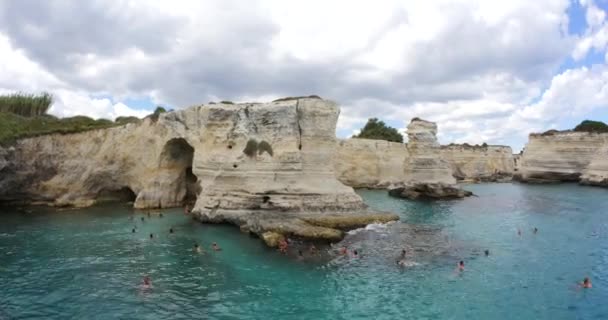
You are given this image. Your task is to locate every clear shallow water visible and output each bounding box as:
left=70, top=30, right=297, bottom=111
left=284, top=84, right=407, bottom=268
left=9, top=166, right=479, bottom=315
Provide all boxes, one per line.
left=1, top=183, right=607, bottom=319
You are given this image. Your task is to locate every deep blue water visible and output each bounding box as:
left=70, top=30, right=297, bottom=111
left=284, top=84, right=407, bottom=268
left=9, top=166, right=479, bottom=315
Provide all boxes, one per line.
left=1, top=183, right=607, bottom=319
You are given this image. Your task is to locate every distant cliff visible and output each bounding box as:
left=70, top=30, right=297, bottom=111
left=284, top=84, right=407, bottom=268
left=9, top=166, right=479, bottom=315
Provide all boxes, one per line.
left=517, top=131, right=608, bottom=185
left=334, top=128, right=514, bottom=189
left=440, top=144, right=514, bottom=182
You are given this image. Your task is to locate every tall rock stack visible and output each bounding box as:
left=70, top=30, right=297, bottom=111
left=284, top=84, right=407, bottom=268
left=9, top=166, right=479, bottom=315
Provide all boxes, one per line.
left=389, top=118, right=472, bottom=199
left=191, top=98, right=398, bottom=245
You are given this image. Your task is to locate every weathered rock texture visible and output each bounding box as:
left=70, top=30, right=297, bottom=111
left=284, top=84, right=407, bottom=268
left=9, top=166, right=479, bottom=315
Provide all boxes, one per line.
left=0, top=98, right=398, bottom=244
left=580, top=145, right=608, bottom=187
left=189, top=99, right=397, bottom=244
left=389, top=119, right=472, bottom=199
left=334, top=139, right=409, bottom=188
left=440, top=144, right=514, bottom=182
left=518, top=132, right=608, bottom=184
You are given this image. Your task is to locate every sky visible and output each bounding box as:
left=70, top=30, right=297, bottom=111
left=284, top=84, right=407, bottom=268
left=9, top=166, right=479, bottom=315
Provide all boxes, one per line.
left=1, top=0, right=608, bottom=151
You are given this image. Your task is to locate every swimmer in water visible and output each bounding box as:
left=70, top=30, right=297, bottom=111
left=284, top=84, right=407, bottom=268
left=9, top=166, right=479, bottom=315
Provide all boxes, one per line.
left=132, top=228, right=136, bottom=233
left=400, top=249, right=407, bottom=259
left=517, top=229, right=521, bottom=236
left=353, top=250, right=359, bottom=258
left=212, top=242, right=222, bottom=251
left=142, top=276, right=152, bottom=289
left=160, top=213, right=163, bottom=218
left=141, top=217, right=145, bottom=222
left=278, top=238, right=288, bottom=254
left=339, top=246, right=348, bottom=255
left=484, top=249, right=490, bottom=256
left=533, top=227, right=538, bottom=234
left=194, top=243, right=202, bottom=253
left=458, top=260, right=465, bottom=271
left=309, top=244, right=318, bottom=254
left=169, top=228, right=174, bottom=234
left=298, top=250, right=304, bottom=260
left=580, top=277, right=592, bottom=288
left=149, top=233, right=154, bottom=239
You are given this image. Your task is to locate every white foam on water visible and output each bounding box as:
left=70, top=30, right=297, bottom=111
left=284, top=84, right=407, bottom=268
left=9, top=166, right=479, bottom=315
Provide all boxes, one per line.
left=346, top=221, right=396, bottom=235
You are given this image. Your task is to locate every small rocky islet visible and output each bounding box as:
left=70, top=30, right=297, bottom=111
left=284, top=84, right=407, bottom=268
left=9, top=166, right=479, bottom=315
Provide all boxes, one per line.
left=0, top=97, right=607, bottom=247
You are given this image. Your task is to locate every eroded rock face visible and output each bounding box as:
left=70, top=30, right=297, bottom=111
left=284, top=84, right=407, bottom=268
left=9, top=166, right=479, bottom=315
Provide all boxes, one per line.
left=389, top=118, right=472, bottom=199
left=580, top=145, right=608, bottom=187
left=440, top=145, right=514, bottom=182
left=0, top=120, right=193, bottom=208
left=190, top=98, right=398, bottom=242
left=334, top=139, right=409, bottom=188
left=518, top=132, right=608, bottom=183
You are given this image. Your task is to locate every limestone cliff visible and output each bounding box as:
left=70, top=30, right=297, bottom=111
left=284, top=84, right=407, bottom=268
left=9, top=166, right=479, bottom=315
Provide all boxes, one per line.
left=440, top=144, right=514, bottom=182
left=0, top=119, right=193, bottom=208
left=334, top=139, right=408, bottom=188
left=0, top=98, right=398, bottom=244
left=518, top=132, right=608, bottom=183
left=580, top=145, right=608, bottom=187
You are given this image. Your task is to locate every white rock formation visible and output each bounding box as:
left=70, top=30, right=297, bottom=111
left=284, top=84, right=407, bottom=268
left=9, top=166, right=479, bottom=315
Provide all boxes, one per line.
left=0, top=98, right=398, bottom=244
left=580, top=145, right=608, bottom=187
left=518, top=132, right=608, bottom=183
left=334, top=139, right=409, bottom=188
left=440, top=144, right=514, bottom=182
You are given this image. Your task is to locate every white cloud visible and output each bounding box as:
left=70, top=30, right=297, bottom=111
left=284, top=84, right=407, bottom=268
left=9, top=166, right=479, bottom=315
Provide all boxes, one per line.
left=0, top=0, right=606, bottom=152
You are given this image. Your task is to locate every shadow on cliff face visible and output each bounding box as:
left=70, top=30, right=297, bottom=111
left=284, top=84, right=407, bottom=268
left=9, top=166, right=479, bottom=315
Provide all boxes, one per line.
left=97, top=187, right=137, bottom=203
left=160, top=138, right=199, bottom=206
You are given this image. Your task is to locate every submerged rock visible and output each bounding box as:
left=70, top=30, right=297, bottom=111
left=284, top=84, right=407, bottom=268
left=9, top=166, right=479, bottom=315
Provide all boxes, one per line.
left=388, top=183, right=473, bottom=200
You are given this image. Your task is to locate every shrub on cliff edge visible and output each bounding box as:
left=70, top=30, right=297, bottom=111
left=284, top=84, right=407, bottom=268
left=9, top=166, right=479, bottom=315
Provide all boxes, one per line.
left=354, top=118, right=404, bottom=143
left=573, top=120, right=608, bottom=133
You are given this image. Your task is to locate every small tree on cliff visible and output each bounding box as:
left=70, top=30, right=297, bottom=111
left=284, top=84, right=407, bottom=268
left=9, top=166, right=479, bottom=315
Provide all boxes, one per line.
left=354, top=118, right=404, bottom=143
left=574, top=120, right=608, bottom=133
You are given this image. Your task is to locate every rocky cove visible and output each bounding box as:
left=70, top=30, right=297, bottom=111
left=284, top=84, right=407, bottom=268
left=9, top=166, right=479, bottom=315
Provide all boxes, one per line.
left=1, top=97, right=606, bottom=247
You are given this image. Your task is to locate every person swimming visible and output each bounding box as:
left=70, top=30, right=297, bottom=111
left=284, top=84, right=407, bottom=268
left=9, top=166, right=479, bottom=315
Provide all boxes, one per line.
left=132, top=228, right=136, bottom=233
left=581, top=277, right=592, bottom=288
left=339, top=246, right=348, bottom=255
left=169, top=228, right=174, bottom=234
left=298, top=250, right=304, bottom=260
left=533, top=227, right=538, bottom=234
left=142, top=276, right=152, bottom=289
left=484, top=249, right=490, bottom=256
left=400, top=249, right=407, bottom=259
left=212, top=242, right=222, bottom=251
left=160, top=213, right=163, bottom=218
left=517, top=229, right=521, bottom=236
left=353, top=250, right=359, bottom=258
left=194, top=243, right=202, bottom=253
left=149, top=233, right=154, bottom=239
left=309, top=244, right=318, bottom=254
left=141, top=217, right=145, bottom=222
left=458, top=260, right=465, bottom=271
left=278, top=238, right=288, bottom=254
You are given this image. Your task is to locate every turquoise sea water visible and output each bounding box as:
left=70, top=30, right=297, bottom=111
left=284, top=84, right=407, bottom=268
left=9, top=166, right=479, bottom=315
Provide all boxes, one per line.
left=1, top=183, right=607, bottom=319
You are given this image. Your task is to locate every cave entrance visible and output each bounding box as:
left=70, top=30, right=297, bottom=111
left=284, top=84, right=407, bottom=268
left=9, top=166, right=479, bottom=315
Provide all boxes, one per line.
left=97, top=186, right=137, bottom=203
left=160, top=138, right=198, bottom=207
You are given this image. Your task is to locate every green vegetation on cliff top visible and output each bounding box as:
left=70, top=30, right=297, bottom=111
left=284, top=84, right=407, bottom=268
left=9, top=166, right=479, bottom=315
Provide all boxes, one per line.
left=0, top=93, right=143, bottom=146
left=539, top=120, right=608, bottom=135
left=353, top=118, right=404, bottom=143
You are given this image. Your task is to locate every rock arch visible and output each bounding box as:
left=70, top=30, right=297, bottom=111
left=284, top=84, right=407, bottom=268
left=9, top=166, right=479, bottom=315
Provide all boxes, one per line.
left=134, top=138, right=199, bottom=208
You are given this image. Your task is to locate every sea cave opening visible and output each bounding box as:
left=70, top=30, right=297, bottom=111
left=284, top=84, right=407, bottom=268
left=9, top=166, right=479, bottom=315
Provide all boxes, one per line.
left=160, top=138, right=198, bottom=207
left=97, top=186, right=137, bottom=203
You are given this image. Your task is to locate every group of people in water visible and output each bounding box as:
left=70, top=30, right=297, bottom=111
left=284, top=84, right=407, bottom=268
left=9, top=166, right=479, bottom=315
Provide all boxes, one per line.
left=136, top=213, right=592, bottom=291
